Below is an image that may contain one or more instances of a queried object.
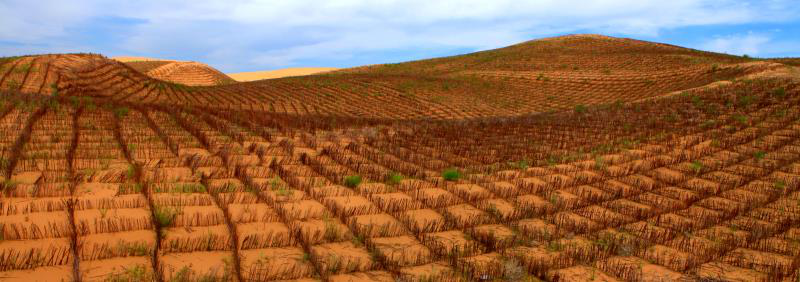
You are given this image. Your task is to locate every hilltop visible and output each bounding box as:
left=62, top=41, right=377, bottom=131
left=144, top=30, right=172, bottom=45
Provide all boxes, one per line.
left=111, top=57, right=235, bottom=87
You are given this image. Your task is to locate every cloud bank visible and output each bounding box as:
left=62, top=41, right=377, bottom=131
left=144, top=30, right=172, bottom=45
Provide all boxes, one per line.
left=1, top=0, right=798, bottom=72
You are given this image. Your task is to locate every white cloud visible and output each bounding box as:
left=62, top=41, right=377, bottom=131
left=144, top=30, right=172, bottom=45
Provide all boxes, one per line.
left=0, top=0, right=798, bottom=71
left=700, top=33, right=771, bottom=56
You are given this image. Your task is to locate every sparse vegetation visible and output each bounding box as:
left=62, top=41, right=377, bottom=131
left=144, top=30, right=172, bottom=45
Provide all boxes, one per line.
left=386, top=172, right=404, bottom=185
left=104, top=264, right=153, bottom=282
left=574, top=104, right=588, bottom=114
left=0, top=35, right=797, bottom=281
left=442, top=168, right=461, bottom=181
left=343, top=175, right=362, bottom=188
left=154, top=205, right=180, bottom=228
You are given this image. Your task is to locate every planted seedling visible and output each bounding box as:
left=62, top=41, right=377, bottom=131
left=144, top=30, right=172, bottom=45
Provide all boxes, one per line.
left=573, top=104, right=588, bottom=114
left=344, top=175, right=362, bottom=188
left=690, top=161, right=703, bottom=175
left=442, top=168, right=461, bottom=181
left=386, top=172, right=403, bottom=185
left=754, top=151, right=766, bottom=161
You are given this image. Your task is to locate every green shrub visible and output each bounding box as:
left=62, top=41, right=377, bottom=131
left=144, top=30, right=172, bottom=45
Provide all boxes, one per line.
left=113, top=107, right=130, bottom=118
left=386, top=172, right=403, bottom=185
left=690, top=161, right=703, bottom=175
left=1, top=180, right=19, bottom=192
left=691, top=95, right=703, bottom=108
left=546, top=156, right=558, bottom=166
left=104, top=264, right=152, bottom=282
left=738, top=95, right=756, bottom=108
left=154, top=206, right=179, bottom=228
left=344, top=175, right=362, bottom=188
left=126, top=164, right=136, bottom=179
left=732, top=114, right=748, bottom=125
left=700, top=120, right=716, bottom=129
left=573, top=104, right=588, bottom=114
left=594, top=156, right=606, bottom=170
left=772, top=87, right=786, bottom=98
left=442, top=168, right=461, bottom=181
left=754, top=151, right=766, bottom=160
left=175, top=183, right=206, bottom=193
left=516, top=160, right=529, bottom=170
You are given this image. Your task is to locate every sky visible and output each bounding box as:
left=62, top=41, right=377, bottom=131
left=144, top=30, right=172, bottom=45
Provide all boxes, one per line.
left=1, top=0, right=798, bottom=73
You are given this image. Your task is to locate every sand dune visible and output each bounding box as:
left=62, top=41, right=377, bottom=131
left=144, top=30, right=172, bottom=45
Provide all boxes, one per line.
left=111, top=56, right=184, bottom=63
left=227, top=67, right=338, bottom=81
left=113, top=56, right=336, bottom=81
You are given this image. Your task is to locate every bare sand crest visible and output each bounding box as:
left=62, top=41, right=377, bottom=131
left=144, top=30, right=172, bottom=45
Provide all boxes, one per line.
left=227, top=67, right=338, bottom=81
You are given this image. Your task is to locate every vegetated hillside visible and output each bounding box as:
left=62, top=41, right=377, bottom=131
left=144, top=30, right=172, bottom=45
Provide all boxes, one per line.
left=0, top=73, right=798, bottom=281
left=770, top=58, right=800, bottom=67
left=342, top=34, right=749, bottom=75
left=0, top=35, right=791, bottom=119
left=0, top=34, right=799, bottom=281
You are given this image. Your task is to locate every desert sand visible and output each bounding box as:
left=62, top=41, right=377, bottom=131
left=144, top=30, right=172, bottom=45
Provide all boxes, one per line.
left=228, top=67, right=339, bottom=81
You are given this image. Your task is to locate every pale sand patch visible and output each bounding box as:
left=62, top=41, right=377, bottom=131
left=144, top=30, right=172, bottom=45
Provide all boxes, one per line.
left=228, top=67, right=338, bottom=81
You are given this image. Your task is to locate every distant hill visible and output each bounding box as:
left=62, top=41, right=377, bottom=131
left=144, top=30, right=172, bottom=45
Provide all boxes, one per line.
left=1, top=34, right=792, bottom=119
left=112, top=57, right=235, bottom=86
left=228, top=67, right=338, bottom=81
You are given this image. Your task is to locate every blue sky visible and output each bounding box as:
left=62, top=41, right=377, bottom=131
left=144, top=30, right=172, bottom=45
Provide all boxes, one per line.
left=1, top=0, right=798, bottom=73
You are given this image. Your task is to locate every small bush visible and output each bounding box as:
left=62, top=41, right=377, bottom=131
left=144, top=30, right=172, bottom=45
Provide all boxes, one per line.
left=691, top=95, right=704, bottom=108
left=442, top=168, right=461, bottom=181
left=754, top=151, right=766, bottom=160
left=126, top=164, right=136, bottom=179
left=344, top=175, right=362, bottom=188
left=700, top=120, right=716, bottom=129
left=772, top=87, right=786, bottom=98
left=731, top=114, right=748, bottom=126
left=516, top=160, right=529, bottom=170
left=546, top=241, right=563, bottom=252
left=573, top=104, right=588, bottom=114
left=154, top=206, right=179, bottom=228
left=690, top=161, right=703, bottom=175
left=113, top=107, right=130, bottom=118
left=386, top=172, right=403, bottom=185
left=104, top=264, right=152, bottom=282
left=594, top=156, right=606, bottom=170
left=175, top=183, right=206, bottom=193
left=1, top=180, right=19, bottom=192
left=50, top=83, right=59, bottom=96
left=738, top=95, right=756, bottom=108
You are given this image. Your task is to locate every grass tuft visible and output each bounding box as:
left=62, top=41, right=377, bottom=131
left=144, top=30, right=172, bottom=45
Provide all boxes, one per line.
left=573, top=104, right=588, bottom=114
left=442, top=168, right=461, bottom=181
left=154, top=205, right=180, bottom=228
left=386, top=172, right=403, bottom=185
left=344, top=175, right=362, bottom=188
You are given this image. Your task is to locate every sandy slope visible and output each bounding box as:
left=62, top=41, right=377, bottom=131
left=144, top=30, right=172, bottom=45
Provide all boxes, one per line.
left=227, top=67, right=338, bottom=81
